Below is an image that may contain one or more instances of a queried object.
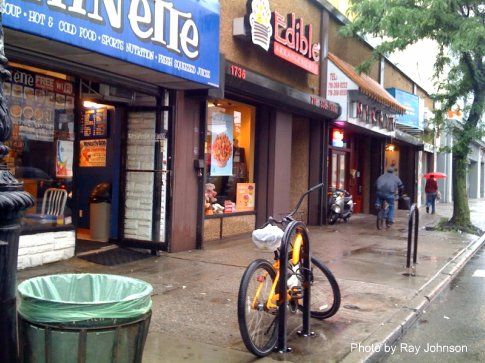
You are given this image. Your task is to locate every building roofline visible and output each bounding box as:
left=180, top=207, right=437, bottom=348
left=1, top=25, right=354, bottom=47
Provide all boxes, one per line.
left=311, top=0, right=433, bottom=97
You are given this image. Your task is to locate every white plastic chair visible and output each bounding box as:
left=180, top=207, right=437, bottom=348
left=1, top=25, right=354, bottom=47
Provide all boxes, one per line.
left=41, top=188, right=68, bottom=216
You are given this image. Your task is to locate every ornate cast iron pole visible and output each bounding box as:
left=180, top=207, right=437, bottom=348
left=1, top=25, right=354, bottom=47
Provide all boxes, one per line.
left=0, top=7, right=35, bottom=363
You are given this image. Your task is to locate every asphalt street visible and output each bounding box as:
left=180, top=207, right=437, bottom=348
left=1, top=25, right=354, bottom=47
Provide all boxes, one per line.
left=382, top=245, right=485, bottom=362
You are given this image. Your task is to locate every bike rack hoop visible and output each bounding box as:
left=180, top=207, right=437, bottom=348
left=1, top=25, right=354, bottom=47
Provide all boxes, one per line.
left=276, top=220, right=312, bottom=353
left=406, top=203, right=419, bottom=270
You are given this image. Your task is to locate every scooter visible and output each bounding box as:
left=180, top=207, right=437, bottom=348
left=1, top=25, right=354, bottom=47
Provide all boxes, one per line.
left=327, top=189, right=354, bottom=224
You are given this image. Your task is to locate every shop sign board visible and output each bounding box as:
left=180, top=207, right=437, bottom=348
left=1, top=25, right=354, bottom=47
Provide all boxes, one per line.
left=244, top=0, right=320, bottom=74
left=331, top=129, right=345, bottom=148
left=326, top=60, right=358, bottom=121
left=2, top=0, right=220, bottom=87
left=386, top=88, right=422, bottom=130
left=226, top=61, right=340, bottom=118
left=209, top=112, right=234, bottom=176
left=80, top=139, right=107, bottom=167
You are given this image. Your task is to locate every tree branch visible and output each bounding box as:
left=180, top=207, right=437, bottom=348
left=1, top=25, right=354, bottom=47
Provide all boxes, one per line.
left=462, top=53, right=479, bottom=92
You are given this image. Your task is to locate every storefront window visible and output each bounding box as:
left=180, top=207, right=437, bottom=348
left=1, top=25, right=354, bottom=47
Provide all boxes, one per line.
left=205, top=99, right=255, bottom=215
left=4, top=64, right=75, bottom=229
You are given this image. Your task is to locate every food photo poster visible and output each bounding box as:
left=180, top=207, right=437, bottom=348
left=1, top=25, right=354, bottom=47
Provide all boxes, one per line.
left=56, top=140, right=74, bottom=177
left=236, top=183, right=255, bottom=212
left=210, top=111, right=234, bottom=176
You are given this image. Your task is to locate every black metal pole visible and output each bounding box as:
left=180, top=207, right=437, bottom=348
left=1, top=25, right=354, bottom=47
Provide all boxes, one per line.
left=299, top=226, right=311, bottom=336
left=413, top=207, right=419, bottom=264
left=406, top=204, right=415, bottom=269
left=277, top=225, right=289, bottom=353
left=0, top=13, right=34, bottom=363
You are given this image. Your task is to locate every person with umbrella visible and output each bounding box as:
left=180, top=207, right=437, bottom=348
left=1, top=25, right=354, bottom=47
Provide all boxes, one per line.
left=424, top=172, right=446, bottom=214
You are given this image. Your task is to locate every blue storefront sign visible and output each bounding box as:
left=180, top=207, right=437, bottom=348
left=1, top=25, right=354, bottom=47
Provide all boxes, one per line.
left=2, top=0, right=220, bottom=87
left=386, top=88, right=422, bottom=129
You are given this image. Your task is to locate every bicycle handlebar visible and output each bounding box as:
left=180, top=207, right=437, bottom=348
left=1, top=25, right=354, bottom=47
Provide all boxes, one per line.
left=267, top=183, right=324, bottom=226
left=288, top=183, right=324, bottom=218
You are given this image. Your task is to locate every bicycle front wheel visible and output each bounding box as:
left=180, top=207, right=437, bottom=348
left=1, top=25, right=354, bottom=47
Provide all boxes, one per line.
left=298, top=257, right=340, bottom=319
left=238, top=259, right=278, bottom=357
left=376, top=209, right=385, bottom=230
left=376, top=212, right=384, bottom=230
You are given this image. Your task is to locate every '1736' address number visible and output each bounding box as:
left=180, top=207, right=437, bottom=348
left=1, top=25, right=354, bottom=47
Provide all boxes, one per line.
left=230, top=65, right=246, bottom=80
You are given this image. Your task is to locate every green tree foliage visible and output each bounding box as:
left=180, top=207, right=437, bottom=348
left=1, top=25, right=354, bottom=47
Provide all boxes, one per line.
left=342, top=0, right=484, bottom=233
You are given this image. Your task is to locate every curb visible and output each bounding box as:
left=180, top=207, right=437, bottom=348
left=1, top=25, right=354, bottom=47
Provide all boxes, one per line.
left=341, top=232, right=485, bottom=363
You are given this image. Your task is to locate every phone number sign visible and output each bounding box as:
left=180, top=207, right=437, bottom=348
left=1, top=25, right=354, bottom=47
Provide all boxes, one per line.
left=2, top=0, right=220, bottom=87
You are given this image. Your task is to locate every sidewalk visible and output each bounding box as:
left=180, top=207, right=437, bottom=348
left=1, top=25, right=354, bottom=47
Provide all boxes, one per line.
left=17, top=200, right=485, bottom=363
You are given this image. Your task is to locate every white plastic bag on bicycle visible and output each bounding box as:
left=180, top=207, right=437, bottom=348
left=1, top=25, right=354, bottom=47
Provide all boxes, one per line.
left=252, top=224, right=284, bottom=251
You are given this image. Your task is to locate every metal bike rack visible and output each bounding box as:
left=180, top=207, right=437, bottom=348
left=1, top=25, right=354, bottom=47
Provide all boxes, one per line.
left=276, top=220, right=313, bottom=353
left=404, top=203, right=419, bottom=275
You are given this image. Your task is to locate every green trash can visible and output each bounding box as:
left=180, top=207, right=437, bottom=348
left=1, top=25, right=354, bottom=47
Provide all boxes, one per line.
left=17, top=274, right=153, bottom=363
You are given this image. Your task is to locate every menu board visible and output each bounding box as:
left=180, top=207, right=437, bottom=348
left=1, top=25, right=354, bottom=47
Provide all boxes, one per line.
left=80, top=139, right=107, bottom=167
left=81, top=108, right=108, bottom=138
left=5, top=67, right=74, bottom=142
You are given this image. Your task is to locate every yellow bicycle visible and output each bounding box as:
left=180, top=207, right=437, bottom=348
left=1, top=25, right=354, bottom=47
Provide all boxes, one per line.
left=237, top=184, right=341, bottom=356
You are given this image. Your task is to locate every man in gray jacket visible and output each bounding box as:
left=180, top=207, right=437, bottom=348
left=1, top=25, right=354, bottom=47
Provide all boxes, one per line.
left=375, top=167, right=404, bottom=225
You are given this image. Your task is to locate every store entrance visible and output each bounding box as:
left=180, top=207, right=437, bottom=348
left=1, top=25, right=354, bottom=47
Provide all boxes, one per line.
left=329, top=150, right=348, bottom=190
left=75, top=102, right=120, bottom=253
left=121, top=106, right=171, bottom=249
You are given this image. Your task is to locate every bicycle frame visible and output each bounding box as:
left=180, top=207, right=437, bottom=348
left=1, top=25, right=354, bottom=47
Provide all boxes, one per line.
left=251, top=233, right=304, bottom=311
left=242, top=183, right=323, bottom=354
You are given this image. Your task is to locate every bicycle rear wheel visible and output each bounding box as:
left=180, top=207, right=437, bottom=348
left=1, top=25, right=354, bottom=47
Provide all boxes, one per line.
left=298, top=257, right=340, bottom=319
left=238, top=259, right=278, bottom=357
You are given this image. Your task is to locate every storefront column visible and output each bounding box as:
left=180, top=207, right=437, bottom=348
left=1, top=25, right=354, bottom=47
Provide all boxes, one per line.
left=476, top=158, right=481, bottom=199
left=308, top=120, right=324, bottom=225
left=267, top=111, right=292, bottom=220
left=169, top=91, right=201, bottom=252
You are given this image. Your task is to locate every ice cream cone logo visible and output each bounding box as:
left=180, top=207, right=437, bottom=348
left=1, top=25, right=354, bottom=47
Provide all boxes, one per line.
left=249, top=0, right=272, bottom=51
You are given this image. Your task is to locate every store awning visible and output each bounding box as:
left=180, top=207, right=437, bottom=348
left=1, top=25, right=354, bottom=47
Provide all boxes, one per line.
left=327, top=53, right=406, bottom=114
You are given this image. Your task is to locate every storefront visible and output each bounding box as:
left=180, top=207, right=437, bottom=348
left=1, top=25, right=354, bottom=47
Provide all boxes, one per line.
left=3, top=0, right=220, bottom=267
left=467, top=141, right=484, bottom=199
left=325, top=52, right=410, bottom=213
left=203, top=0, right=340, bottom=241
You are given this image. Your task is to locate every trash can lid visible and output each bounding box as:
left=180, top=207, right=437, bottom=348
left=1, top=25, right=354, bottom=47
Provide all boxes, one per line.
left=17, top=274, right=153, bottom=323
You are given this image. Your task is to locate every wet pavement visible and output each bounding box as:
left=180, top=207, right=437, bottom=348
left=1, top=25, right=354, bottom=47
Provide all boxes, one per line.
left=382, top=245, right=485, bottom=363
left=17, top=199, right=485, bottom=362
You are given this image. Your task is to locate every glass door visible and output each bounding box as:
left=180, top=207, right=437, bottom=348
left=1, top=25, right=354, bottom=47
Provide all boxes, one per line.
left=330, top=150, right=348, bottom=190
left=122, top=105, right=171, bottom=247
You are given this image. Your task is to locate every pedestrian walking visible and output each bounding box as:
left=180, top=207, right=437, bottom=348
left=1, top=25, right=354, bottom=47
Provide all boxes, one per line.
left=425, top=176, right=438, bottom=214
left=375, top=167, right=404, bottom=225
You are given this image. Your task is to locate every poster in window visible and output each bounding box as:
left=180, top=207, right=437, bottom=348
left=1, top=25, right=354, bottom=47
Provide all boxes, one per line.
left=81, top=108, right=108, bottom=138
left=210, top=112, right=233, bottom=176
left=56, top=140, right=74, bottom=178
left=5, top=68, right=75, bottom=143
left=79, top=139, right=107, bottom=167
left=236, top=183, right=256, bottom=212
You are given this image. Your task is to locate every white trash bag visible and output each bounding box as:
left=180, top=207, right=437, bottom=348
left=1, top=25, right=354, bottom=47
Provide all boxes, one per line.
left=252, top=224, right=284, bottom=251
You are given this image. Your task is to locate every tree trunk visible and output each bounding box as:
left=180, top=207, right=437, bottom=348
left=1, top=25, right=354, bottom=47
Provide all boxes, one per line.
left=450, top=151, right=471, bottom=227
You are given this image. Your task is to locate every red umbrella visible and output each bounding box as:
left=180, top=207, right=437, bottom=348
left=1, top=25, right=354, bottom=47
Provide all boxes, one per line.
left=423, top=172, right=447, bottom=179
